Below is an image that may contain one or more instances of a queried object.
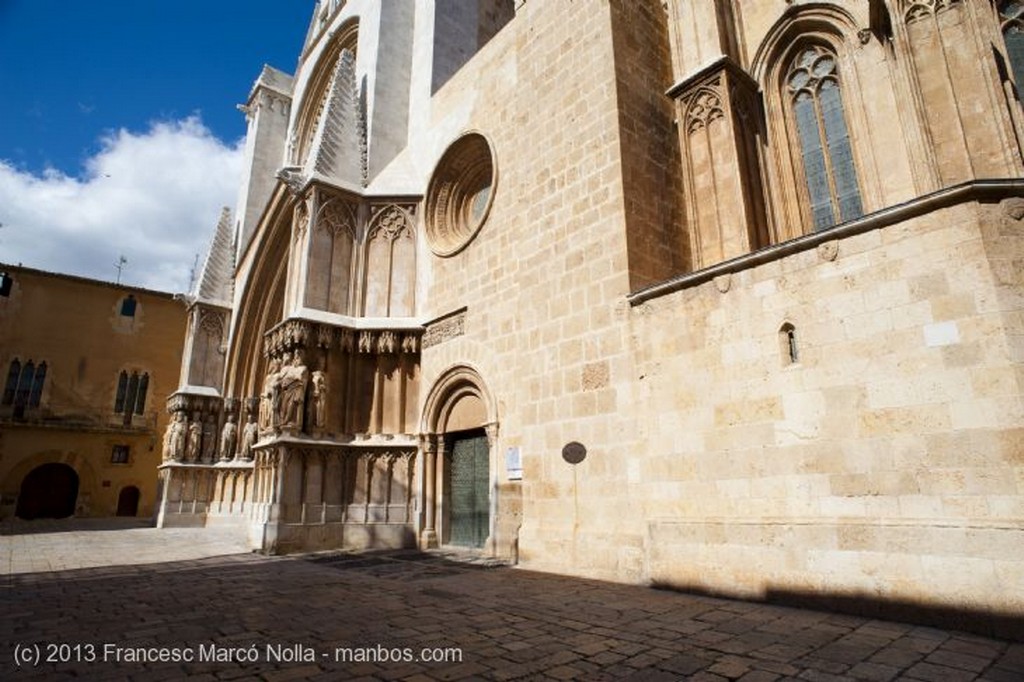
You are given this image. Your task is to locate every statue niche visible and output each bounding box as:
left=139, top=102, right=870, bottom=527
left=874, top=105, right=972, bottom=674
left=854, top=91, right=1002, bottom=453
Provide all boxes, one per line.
left=220, top=413, right=238, bottom=462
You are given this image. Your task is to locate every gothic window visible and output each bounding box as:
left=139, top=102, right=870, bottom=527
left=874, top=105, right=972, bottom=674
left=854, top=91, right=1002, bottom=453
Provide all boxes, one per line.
left=115, top=371, right=149, bottom=416
left=114, top=370, right=128, bottom=413
left=135, top=373, right=149, bottom=414
left=29, top=362, right=46, bottom=407
left=125, top=373, right=140, bottom=415
left=16, top=361, right=35, bottom=408
left=786, top=45, right=863, bottom=230
left=3, top=360, right=20, bottom=405
left=5, top=360, right=46, bottom=414
left=1001, top=2, right=1024, bottom=92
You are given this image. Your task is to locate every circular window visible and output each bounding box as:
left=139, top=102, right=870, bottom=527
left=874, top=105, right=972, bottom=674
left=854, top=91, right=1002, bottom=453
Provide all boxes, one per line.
left=425, top=133, right=496, bottom=256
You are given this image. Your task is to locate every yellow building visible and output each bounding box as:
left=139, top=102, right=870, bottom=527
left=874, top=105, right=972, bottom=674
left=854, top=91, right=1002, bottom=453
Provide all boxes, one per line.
left=0, top=265, right=187, bottom=520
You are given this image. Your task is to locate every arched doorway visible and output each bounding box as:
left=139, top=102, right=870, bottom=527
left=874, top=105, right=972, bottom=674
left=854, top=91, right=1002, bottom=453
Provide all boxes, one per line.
left=116, top=486, right=140, bottom=517
left=16, top=463, right=79, bottom=520
left=420, top=364, right=497, bottom=550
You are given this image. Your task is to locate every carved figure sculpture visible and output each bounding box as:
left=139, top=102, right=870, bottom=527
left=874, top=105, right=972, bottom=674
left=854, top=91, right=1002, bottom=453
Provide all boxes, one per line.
left=164, top=411, right=187, bottom=462
left=202, top=413, right=217, bottom=462
left=240, top=411, right=259, bottom=461
left=311, top=369, right=327, bottom=430
left=220, top=414, right=238, bottom=461
left=276, top=351, right=309, bottom=430
left=259, top=358, right=281, bottom=431
left=186, top=414, right=202, bottom=462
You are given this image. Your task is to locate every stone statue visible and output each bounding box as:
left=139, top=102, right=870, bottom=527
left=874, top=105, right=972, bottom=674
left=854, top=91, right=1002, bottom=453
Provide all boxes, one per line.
left=219, top=414, right=238, bottom=461
left=202, top=413, right=217, bottom=462
left=164, top=411, right=187, bottom=462
left=186, top=414, right=202, bottom=462
left=276, top=351, right=309, bottom=431
left=311, top=369, right=327, bottom=430
left=259, top=358, right=281, bottom=432
left=240, top=410, right=259, bottom=461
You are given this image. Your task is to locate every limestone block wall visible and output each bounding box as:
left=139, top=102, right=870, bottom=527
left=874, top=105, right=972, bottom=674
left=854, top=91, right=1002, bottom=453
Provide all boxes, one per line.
left=608, top=0, right=685, bottom=288
left=415, top=0, right=649, bottom=568
left=628, top=200, right=1024, bottom=620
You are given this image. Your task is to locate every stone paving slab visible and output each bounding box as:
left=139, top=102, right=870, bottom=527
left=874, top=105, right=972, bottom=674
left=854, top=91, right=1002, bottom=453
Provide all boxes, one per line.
left=1, top=528, right=1022, bottom=681
left=1, top=518, right=250, bottom=575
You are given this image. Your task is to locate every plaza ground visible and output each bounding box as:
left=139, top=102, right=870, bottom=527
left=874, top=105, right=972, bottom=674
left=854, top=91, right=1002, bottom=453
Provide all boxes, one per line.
left=2, top=520, right=1022, bottom=681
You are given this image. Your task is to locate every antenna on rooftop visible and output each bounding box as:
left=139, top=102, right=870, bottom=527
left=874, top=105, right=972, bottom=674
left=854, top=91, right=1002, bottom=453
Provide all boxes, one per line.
left=188, top=252, right=200, bottom=293
left=114, top=255, right=128, bottom=284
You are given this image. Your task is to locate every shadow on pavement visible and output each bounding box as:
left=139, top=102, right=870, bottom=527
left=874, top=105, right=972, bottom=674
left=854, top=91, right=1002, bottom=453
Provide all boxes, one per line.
left=652, top=580, right=1024, bottom=642
left=0, top=516, right=154, bottom=536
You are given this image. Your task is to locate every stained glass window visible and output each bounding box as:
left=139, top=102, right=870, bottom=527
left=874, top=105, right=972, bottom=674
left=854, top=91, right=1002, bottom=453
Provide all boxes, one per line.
left=786, top=46, right=863, bottom=230
left=1001, top=2, right=1024, bottom=96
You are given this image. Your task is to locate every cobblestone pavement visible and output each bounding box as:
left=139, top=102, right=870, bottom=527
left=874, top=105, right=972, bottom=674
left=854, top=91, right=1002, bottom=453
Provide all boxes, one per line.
left=2, top=526, right=1022, bottom=681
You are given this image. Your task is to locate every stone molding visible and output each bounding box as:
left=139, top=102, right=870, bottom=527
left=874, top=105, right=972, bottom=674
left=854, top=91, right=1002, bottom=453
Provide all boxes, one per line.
left=628, top=179, right=1024, bottom=306
left=422, top=308, right=467, bottom=349
left=262, top=317, right=421, bottom=359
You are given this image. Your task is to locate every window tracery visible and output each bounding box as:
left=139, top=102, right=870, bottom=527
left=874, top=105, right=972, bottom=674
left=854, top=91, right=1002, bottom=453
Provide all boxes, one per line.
left=1000, top=1, right=1024, bottom=91
left=786, top=45, right=863, bottom=230
left=115, top=370, right=149, bottom=416
left=3, top=358, right=46, bottom=411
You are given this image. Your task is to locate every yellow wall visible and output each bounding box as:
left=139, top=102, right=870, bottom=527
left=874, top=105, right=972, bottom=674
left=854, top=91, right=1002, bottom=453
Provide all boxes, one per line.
left=0, top=265, right=187, bottom=519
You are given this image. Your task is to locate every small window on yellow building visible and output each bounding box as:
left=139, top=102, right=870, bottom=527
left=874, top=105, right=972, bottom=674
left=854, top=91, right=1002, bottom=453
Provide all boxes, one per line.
left=120, top=295, right=137, bottom=317
left=111, top=445, right=130, bottom=464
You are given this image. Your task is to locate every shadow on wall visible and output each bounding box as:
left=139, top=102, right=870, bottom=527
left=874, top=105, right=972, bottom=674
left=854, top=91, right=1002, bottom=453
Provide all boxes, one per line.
left=650, top=581, right=1024, bottom=642
left=431, top=0, right=515, bottom=93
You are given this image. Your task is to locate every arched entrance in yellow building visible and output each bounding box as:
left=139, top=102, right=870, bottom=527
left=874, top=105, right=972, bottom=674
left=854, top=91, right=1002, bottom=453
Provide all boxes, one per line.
left=420, top=365, right=497, bottom=550
left=16, top=463, right=78, bottom=520
left=116, top=486, right=140, bottom=517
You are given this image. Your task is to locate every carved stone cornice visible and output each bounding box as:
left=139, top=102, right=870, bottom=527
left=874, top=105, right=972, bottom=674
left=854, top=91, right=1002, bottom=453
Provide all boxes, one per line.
left=263, top=316, right=422, bottom=359
left=666, top=55, right=758, bottom=101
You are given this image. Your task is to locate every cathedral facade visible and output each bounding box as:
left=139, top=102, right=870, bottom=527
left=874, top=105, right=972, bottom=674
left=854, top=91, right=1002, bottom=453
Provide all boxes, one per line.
left=158, top=0, right=1024, bottom=629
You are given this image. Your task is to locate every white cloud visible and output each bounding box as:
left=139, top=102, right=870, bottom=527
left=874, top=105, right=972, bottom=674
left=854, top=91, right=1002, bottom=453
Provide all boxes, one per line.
left=0, top=116, right=243, bottom=292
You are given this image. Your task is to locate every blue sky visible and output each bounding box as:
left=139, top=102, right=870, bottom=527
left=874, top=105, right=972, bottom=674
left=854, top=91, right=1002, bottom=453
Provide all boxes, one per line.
left=0, top=1, right=315, bottom=291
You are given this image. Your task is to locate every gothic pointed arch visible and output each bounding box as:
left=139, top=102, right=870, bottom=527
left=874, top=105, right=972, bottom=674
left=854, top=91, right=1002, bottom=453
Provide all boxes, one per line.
left=305, top=195, right=358, bottom=314
left=363, top=203, right=416, bottom=317
left=683, top=86, right=725, bottom=135
left=224, top=187, right=294, bottom=401
left=752, top=4, right=878, bottom=240
left=292, top=18, right=360, bottom=167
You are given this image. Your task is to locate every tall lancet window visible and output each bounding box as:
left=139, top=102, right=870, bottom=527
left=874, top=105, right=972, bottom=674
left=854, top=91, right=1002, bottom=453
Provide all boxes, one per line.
left=1001, top=2, right=1024, bottom=94
left=787, top=45, right=862, bottom=230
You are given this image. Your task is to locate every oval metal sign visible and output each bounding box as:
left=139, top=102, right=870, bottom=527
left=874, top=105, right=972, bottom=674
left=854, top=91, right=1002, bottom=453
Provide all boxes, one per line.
left=562, top=441, right=587, bottom=465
